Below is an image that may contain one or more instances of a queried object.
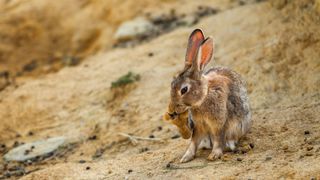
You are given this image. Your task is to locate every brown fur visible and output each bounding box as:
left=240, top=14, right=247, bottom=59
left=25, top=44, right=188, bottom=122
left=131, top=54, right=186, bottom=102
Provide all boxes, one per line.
left=163, top=105, right=191, bottom=139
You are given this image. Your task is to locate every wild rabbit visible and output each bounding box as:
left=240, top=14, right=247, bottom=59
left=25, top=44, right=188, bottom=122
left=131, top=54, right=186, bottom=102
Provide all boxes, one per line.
left=167, top=29, right=251, bottom=163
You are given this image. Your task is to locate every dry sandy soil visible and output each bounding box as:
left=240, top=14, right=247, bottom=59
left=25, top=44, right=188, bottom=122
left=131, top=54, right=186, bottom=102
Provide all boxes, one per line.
left=1, top=0, right=320, bottom=179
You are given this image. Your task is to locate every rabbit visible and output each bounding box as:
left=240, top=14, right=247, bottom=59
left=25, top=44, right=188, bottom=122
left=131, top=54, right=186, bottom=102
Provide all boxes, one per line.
left=168, top=29, right=251, bottom=163
left=163, top=105, right=212, bottom=149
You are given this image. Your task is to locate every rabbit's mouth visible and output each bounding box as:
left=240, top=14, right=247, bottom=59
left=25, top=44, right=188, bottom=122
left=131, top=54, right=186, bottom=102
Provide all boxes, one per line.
left=167, top=109, right=188, bottom=119
left=168, top=111, right=178, bottom=119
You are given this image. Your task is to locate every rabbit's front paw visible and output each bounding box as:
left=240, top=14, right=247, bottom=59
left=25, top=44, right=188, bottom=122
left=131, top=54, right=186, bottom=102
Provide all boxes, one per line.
left=180, top=151, right=195, bottom=163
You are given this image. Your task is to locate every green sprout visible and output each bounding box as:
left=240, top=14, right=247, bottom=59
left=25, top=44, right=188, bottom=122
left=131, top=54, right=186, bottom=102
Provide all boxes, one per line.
left=111, top=71, right=140, bottom=88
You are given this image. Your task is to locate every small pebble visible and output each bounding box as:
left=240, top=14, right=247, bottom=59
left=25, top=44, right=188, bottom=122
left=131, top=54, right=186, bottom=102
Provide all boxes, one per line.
left=166, top=163, right=171, bottom=168
left=249, top=143, right=255, bottom=149
left=28, top=131, right=34, bottom=136
left=79, top=160, right=86, bottom=164
left=1, top=144, right=6, bottom=148
left=86, top=166, right=91, bottom=170
left=281, top=126, right=288, bottom=132
left=240, top=149, right=248, bottom=154
left=306, top=146, right=313, bottom=151
left=157, top=126, right=162, bottom=131
left=148, top=52, right=154, bottom=57
left=236, top=157, right=243, bottom=162
left=140, top=147, right=149, bottom=153
left=4, top=172, right=11, bottom=178
left=128, top=169, right=133, bottom=173
left=171, top=134, right=180, bottom=139
left=25, top=160, right=33, bottom=166
left=220, top=154, right=230, bottom=161
left=304, top=130, right=310, bottom=135
left=24, top=150, right=30, bottom=155
left=265, top=156, right=272, bottom=161
left=8, top=166, right=20, bottom=171
left=31, top=145, right=35, bottom=149
left=13, top=141, right=19, bottom=147
left=305, top=153, right=313, bottom=156
left=149, top=135, right=155, bottom=138
left=88, top=135, right=97, bottom=140
left=239, top=0, right=246, bottom=6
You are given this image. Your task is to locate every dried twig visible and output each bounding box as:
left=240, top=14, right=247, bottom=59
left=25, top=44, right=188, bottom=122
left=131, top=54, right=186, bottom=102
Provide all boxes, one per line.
left=118, top=133, right=163, bottom=145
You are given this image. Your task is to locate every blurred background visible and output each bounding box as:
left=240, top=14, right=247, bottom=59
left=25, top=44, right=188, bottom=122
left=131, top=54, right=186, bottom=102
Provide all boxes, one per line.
left=0, top=0, right=320, bottom=179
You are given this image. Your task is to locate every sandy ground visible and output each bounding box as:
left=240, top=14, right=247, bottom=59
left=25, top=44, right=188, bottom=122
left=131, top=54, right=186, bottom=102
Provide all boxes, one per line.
left=0, top=0, right=320, bottom=179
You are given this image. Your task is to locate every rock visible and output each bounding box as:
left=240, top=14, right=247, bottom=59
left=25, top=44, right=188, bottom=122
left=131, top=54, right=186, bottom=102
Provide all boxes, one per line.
left=149, top=134, right=155, bottom=138
left=265, top=156, right=272, bottom=161
left=171, top=134, right=180, bottom=139
left=306, top=146, right=313, bottom=151
left=282, top=145, right=289, bottom=151
left=195, top=6, right=218, bottom=17
left=23, top=60, right=37, bottom=72
left=148, top=52, right=154, bottom=57
left=305, top=153, right=313, bottom=156
left=114, top=17, right=155, bottom=42
left=62, top=56, right=80, bottom=66
left=28, top=131, right=34, bottom=136
left=166, top=163, right=171, bottom=168
left=157, top=126, right=162, bottom=131
left=4, top=137, right=66, bottom=162
left=139, top=147, right=149, bottom=153
left=178, top=15, right=198, bottom=26
left=88, top=135, right=97, bottom=141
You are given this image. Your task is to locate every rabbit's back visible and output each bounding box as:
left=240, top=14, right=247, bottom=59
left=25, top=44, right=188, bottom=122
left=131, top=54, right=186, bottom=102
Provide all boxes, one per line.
left=205, top=67, right=251, bottom=141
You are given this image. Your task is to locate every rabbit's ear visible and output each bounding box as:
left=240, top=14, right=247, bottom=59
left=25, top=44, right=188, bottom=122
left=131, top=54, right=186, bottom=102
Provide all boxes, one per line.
left=185, top=29, right=205, bottom=67
left=196, top=37, right=214, bottom=71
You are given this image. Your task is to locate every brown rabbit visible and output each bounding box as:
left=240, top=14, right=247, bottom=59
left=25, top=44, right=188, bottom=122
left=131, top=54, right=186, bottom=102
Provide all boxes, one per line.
left=168, top=29, right=251, bottom=163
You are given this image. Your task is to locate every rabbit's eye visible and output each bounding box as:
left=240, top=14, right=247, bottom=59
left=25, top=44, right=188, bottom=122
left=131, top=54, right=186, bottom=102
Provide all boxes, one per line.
left=180, top=86, right=188, bottom=95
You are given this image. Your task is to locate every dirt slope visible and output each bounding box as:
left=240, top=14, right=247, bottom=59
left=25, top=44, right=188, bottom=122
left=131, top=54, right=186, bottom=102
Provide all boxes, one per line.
left=0, top=1, right=320, bottom=179
left=0, top=0, right=233, bottom=78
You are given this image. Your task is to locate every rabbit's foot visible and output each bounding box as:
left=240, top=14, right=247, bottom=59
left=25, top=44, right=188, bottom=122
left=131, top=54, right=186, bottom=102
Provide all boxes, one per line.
left=180, top=150, right=195, bottom=163
left=207, top=148, right=223, bottom=161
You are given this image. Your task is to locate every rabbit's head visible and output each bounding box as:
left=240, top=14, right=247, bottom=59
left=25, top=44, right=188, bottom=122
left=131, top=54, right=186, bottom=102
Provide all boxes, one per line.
left=169, top=29, right=214, bottom=115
